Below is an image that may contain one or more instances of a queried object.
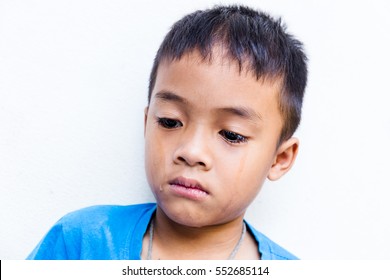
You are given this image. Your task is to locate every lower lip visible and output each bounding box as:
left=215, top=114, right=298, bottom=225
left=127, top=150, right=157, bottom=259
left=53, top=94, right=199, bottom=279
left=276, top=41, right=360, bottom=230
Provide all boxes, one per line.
left=169, top=184, right=208, bottom=200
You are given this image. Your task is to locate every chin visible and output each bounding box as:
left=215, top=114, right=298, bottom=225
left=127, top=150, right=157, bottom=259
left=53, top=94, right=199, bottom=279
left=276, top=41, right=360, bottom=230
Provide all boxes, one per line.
left=159, top=203, right=216, bottom=228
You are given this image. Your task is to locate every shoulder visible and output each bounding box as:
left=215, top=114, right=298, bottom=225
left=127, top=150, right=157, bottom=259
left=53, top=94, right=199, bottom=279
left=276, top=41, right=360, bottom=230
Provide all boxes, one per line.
left=27, top=203, right=156, bottom=259
left=58, top=202, right=157, bottom=246
left=60, top=203, right=156, bottom=228
left=246, top=222, right=298, bottom=260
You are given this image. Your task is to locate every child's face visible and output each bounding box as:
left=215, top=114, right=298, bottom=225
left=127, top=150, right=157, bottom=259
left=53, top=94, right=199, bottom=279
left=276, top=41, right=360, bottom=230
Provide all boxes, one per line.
left=144, top=50, right=297, bottom=227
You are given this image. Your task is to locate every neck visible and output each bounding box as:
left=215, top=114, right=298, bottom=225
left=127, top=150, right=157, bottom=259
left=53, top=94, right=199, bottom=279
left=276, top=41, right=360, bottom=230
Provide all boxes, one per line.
left=146, top=207, right=247, bottom=260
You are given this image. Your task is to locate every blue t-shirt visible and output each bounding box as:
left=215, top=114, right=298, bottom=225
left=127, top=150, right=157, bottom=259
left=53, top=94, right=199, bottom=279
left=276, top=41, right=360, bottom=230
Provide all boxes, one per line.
left=27, top=203, right=297, bottom=260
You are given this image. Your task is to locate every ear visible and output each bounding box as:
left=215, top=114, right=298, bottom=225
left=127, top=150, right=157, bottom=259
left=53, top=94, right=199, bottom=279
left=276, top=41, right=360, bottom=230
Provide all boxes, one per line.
left=144, top=106, right=149, bottom=136
left=267, top=137, right=299, bottom=181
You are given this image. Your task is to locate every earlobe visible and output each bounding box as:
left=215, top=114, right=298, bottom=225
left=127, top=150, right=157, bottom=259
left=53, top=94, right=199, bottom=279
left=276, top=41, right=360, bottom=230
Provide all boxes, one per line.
left=267, top=137, right=299, bottom=181
left=144, top=107, right=149, bottom=136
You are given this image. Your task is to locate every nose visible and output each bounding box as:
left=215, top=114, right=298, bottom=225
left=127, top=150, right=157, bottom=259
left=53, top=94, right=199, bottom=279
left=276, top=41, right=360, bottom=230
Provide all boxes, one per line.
left=173, top=126, right=212, bottom=170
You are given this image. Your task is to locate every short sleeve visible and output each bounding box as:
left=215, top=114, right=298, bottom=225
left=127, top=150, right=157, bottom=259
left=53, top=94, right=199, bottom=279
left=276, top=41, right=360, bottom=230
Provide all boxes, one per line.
left=26, top=221, right=69, bottom=260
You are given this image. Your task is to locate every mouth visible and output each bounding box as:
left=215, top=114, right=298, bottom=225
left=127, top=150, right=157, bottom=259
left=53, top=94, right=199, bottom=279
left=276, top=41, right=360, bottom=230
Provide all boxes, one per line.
left=168, top=176, right=209, bottom=200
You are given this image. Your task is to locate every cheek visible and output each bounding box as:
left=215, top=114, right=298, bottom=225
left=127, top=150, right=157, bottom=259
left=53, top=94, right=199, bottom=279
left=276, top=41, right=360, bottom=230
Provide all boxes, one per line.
left=145, top=129, right=167, bottom=190
left=228, top=149, right=271, bottom=199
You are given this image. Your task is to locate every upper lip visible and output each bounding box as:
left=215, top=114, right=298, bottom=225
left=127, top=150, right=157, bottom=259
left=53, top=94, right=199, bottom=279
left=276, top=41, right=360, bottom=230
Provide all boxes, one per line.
left=169, top=176, right=209, bottom=194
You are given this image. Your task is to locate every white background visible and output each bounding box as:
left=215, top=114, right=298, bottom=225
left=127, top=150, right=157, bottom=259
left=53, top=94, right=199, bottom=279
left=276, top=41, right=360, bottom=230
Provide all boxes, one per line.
left=1, top=0, right=389, bottom=259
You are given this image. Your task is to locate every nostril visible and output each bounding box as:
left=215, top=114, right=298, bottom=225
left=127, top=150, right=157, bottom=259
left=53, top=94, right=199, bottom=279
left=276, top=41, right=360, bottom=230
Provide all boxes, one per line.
left=177, top=156, right=186, bottom=163
left=176, top=156, right=206, bottom=167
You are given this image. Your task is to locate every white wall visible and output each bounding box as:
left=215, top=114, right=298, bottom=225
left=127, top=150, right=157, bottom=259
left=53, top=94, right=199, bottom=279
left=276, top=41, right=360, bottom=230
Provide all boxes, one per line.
left=1, top=0, right=389, bottom=259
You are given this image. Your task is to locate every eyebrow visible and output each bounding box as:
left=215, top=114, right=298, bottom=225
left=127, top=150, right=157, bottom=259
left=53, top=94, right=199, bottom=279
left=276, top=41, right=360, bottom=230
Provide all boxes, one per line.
left=154, top=91, right=187, bottom=104
left=219, top=107, right=263, bottom=122
left=154, top=90, right=262, bottom=121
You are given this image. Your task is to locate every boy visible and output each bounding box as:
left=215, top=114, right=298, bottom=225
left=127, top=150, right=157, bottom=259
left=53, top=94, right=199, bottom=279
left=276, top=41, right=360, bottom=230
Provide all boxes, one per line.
left=27, top=5, right=307, bottom=260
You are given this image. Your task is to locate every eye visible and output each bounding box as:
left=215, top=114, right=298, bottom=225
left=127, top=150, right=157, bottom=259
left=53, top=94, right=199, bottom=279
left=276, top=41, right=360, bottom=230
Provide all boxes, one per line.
left=157, top=117, right=183, bottom=129
left=219, top=130, right=248, bottom=144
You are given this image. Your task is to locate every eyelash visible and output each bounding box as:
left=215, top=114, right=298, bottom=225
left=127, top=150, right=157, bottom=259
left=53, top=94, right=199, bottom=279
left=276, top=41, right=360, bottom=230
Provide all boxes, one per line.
left=156, top=117, right=183, bottom=129
left=219, top=130, right=248, bottom=144
left=156, top=117, right=248, bottom=144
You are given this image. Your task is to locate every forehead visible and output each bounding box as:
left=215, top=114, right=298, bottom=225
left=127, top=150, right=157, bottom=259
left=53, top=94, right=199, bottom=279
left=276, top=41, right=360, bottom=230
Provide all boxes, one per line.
left=152, top=50, right=283, bottom=125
